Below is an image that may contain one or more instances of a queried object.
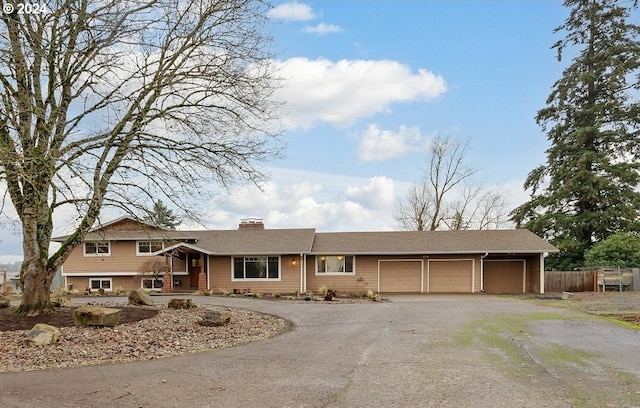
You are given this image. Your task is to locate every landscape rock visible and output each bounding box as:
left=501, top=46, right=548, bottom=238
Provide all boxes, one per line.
left=72, top=305, right=121, bottom=327
left=25, top=323, right=61, bottom=347
left=128, top=288, right=154, bottom=306
left=0, top=298, right=10, bottom=308
left=168, top=298, right=194, bottom=309
left=51, top=296, right=71, bottom=307
left=200, top=311, right=232, bottom=327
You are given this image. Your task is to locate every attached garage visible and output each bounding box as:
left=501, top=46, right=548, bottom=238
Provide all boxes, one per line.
left=428, top=259, right=474, bottom=293
left=379, top=260, right=422, bottom=292
left=483, top=260, right=525, bottom=293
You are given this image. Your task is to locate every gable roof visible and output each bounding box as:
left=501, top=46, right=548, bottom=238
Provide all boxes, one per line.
left=311, top=229, right=557, bottom=254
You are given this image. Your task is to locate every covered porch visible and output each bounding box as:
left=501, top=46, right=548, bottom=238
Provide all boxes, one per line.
left=155, top=243, right=212, bottom=293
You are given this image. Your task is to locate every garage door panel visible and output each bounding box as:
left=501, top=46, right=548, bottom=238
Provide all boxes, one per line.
left=484, top=260, right=524, bottom=293
left=429, top=260, right=473, bottom=293
left=380, top=261, right=421, bottom=292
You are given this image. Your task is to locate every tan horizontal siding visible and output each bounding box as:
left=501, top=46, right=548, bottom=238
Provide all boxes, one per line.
left=209, top=255, right=301, bottom=295
left=305, top=255, right=377, bottom=295
left=65, top=276, right=140, bottom=292
left=63, top=241, right=155, bottom=274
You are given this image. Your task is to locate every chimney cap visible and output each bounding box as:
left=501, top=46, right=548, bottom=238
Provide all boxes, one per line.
left=239, top=217, right=265, bottom=229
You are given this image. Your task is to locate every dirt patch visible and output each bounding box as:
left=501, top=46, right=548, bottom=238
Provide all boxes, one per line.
left=0, top=306, right=158, bottom=331
left=541, top=291, right=640, bottom=327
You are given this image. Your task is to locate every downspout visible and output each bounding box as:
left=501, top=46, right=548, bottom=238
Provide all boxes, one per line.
left=540, top=252, right=546, bottom=294
left=480, top=253, right=489, bottom=293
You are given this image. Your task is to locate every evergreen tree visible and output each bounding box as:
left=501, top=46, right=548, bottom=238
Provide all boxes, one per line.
left=146, top=201, right=180, bottom=229
left=511, top=0, right=640, bottom=270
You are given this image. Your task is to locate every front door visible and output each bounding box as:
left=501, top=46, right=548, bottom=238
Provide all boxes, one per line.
left=190, top=266, right=201, bottom=287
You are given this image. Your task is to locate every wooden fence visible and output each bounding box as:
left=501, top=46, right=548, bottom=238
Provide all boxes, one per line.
left=545, top=268, right=637, bottom=292
left=545, top=270, right=596, bottom=293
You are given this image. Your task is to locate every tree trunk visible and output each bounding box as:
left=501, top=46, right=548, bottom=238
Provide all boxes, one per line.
left=17, top=257, right=55, bottom=316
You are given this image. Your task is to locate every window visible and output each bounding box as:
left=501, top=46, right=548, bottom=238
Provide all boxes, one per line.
left=142, top=278, right=163, bottom=290
left=317, top=256, right=354, bottom=274
left=89, top=278, right=112, bottom=291
left=84, top=241, right=110, bottom=256
left=233, top=256, right=279, bottom=280
left=137, top=241, right=164, bottom=255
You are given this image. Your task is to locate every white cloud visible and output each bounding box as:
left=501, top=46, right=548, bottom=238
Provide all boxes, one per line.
left=357, top=124, right=429, bottom=162
left=275, top=58, right=447, bottom=129
left=206, top=168, right=398, bottom=231
left=268, top=2, right=316, bottom=21
left=303, top=22, right=343, bottom=35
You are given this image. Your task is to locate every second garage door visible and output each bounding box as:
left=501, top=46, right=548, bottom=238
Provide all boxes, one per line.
left=428, top=260, right=474, bottom=293
left=379, top=260, right=422, bottom=292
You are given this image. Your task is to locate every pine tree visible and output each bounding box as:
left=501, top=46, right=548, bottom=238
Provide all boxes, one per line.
left=146, top=201, right=180, bottom=230
left=511, top=0, right=640, bottom=270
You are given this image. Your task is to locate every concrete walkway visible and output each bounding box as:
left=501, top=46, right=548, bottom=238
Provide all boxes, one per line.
left=1, top=295, right=639, bottom=407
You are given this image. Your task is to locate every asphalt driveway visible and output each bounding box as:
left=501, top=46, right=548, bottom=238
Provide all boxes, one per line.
left=1, top=295, right=639, bottom=408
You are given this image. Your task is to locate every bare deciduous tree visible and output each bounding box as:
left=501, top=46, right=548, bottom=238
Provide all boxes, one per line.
left=394, top=136, right=508, bottom=231
left=0, top=0, right=282, bottom=315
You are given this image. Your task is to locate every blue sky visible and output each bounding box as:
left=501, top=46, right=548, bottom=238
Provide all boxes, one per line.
left=0, top=1, right=572, bottom=262
left=203, top=1, right=567, bottom=230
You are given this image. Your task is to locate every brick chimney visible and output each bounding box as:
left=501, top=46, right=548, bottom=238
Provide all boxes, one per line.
left=238, top=217, right=265, bottom=230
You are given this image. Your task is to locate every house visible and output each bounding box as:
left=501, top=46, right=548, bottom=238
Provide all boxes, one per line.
left=52, top=216, right=558, bottom=295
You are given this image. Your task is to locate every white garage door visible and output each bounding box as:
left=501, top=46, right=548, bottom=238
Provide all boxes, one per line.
left=428, top=260, right=474, bottom=293
left=379, top=260, right=422, bottom=293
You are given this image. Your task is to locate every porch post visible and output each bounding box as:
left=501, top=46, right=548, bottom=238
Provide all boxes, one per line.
left=162, top=255, right=172, bottom=293
left=197, top=253, right=207, bottom=292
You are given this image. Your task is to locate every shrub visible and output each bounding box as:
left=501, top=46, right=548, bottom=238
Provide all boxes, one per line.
left=318, top=286, right=328, bottom=296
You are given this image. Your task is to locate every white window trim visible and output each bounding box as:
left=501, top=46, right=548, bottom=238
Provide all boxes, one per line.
left=315, top=255, right=356, bottom=276
left=89, top=278, right=112, bottom=292
left=141, top=277, right=164, bottom=291
left=136, top=240, right=165, bottom=256
left=83, top=241, right=111, bottom=257
left=231, top=255, right=282, bottom=282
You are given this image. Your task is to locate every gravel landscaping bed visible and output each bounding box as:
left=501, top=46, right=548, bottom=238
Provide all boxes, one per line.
left=0, top=302, right=291, bottom=373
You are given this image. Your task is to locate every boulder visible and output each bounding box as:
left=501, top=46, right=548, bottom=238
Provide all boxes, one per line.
left=168, top=298, right=194, bottom=309
left=25, top=323, right=61, bottom=347
left=0, top=298, right=10, bottom=308
left=51, top=296, right=71, bottom=307
left=128, top=288, right=155, bottom=306
left=72, top=305, right=121, bottom=327
left=200, top=311, right=232, bottom=327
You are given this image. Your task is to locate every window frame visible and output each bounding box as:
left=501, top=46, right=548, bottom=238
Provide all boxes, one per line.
left=136, top=240, right=164, bottom=256
left=84, top=241, right=111, bottom=257
left=141, top=277, right=163, bottom=291
left=232, top=255, right=281, bottom=281
left=89, top=278, right=112, bottom=291
left=315, top=255, right=355, bottom=275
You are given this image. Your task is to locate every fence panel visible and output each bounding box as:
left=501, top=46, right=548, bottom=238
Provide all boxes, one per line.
left=544, top=270, right=596, bottom=292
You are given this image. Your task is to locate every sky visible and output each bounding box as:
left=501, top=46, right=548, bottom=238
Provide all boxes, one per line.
left=0, top=1, right=572, bottom=262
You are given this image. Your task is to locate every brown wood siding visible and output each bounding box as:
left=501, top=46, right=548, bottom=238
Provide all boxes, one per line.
left=484, top=260, right=524, bottom=293
left=209, top=255, right=302, bottom=294
left=428, top=259, right=474, bottom=293
left=379, top=260, right=422, bottom=293
left=305, top=255, right=377, bottom=295
left=63, top=241, right=153, bottom=274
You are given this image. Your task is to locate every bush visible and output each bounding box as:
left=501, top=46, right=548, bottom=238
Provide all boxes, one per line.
left=585, top=233, right=640, bottom=268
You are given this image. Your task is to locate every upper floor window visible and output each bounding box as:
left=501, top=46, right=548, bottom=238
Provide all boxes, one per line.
left=137, top=241, right=164, bottom=255
left=84, top=241, right=110, bottom=256
left=233, top=256, right=280, bottom=280
left=317, top=256, right=354, bottom=274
